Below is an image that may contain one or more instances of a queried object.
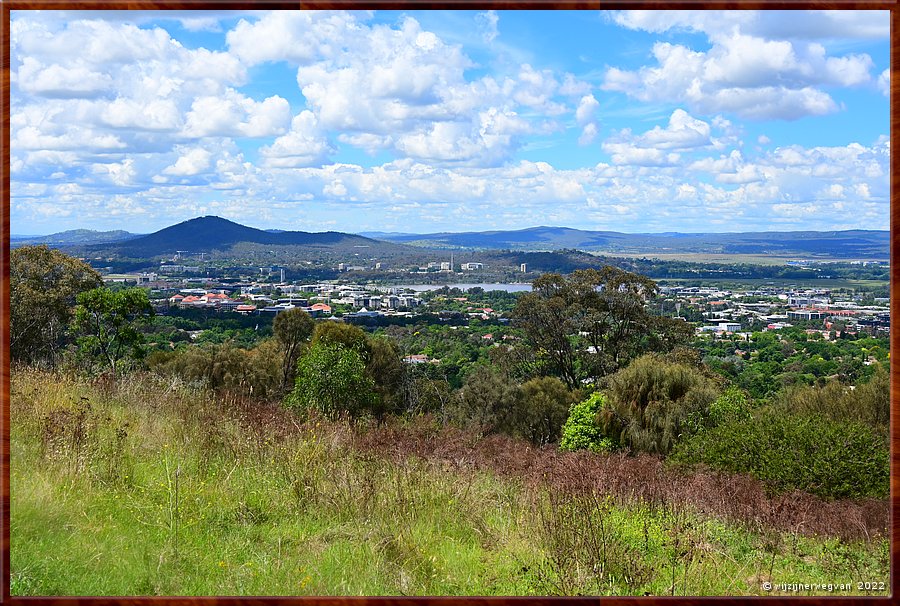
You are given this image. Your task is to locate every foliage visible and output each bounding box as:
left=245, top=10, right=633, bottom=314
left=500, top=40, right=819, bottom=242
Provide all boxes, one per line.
left=286, top=341, right=375, bottom=420
left=511, top=268, right=691, bottom=388
left=671, top=407, right=889, bottom=499
left=448, top=368, right=577, bottom=445
left=600, top=354, right=720, bottom=455
left=10, top=245, right=102, bottom=365
left=311, top=322, right=371, bottom=358
left=705, top=386, right=752, bottom=429
left=365, top=336, right=405, bottom=421
left=71, top=287, right=154, bottom=375
left=559, top=392, right=614, bottom=453
left=515, top=377, right=580, bottom=445
left=447, top=366, right=521, bottom=436
left=11, top=368, right=888, bottom=596
left=775, top=365, right=889, bottom=433
left=147, top=339, right=282, bottom=399
left=273, top=308, right=315, bottom=391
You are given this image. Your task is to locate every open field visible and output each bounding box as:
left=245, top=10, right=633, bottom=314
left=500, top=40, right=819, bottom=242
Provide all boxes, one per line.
left=10, top=369, right=889, bottom=597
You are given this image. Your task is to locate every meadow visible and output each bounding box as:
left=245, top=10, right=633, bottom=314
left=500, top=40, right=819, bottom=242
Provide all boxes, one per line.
left=10, top=368, right=889, bottom=597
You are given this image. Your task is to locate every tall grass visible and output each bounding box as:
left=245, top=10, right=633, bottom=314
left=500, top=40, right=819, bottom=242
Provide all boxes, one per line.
left=10, top=368, right=889, bottom=596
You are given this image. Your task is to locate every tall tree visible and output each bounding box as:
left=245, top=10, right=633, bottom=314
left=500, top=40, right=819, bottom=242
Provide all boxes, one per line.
left=511, top=268, right=689, bottom=388
left=10, top=245, right=102, bottom=365
left=71, top=287, right=154, bottom=375
left=273, top=307, right=315, bottom=392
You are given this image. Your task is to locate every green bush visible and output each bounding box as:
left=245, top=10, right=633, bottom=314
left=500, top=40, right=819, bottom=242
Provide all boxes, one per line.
left=559, top=392, right=614, bottom=453
left=704, top=386, right=752, bottom=429
left=601, top=354, right=720, bottom=455
left=448, top=369, right=577, bottom=445
left=671, top=407, right=889, bottom=499
left=286, top=341, right=375, bottom=420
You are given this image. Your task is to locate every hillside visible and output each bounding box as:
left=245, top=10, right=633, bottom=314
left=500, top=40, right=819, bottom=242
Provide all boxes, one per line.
left=84, top=216, right=407, bottom=258
left=372, top=226, right=889, bottom=259
left=11, top=369, right=888, bottom=596
left=10, top=229, right=139, bottom=247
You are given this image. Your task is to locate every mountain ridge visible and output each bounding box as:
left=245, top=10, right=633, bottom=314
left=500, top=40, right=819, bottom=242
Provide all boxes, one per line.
left=366, top=225, right=889, bottom=259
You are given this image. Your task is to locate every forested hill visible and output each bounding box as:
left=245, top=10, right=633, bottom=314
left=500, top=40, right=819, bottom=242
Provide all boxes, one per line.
left=369, top=226, right=889, bottom=259
left=82, top=216, right=408, bottom=258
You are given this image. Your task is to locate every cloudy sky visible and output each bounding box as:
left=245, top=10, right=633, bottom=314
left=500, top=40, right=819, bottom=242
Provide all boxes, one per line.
left=10, top=9, right=890, bottom=235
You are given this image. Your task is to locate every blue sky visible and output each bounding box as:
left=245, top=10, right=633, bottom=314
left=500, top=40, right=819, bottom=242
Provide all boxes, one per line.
left=9, top=9, right=890, bottom=235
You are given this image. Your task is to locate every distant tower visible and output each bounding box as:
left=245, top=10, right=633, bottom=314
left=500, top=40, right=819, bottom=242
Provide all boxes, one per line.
left=450, top=252, right=454, bottom=272
left=520, top=263, right=528, bottom=272
left=280, top=268, right=285, bottom=282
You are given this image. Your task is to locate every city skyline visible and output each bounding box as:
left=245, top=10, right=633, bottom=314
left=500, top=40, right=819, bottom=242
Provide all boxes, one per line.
left=10, top=9, right=891, bottom=235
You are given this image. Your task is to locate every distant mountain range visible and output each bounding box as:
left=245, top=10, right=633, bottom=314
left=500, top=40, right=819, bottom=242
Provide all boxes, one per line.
left=10, top=229, right=141, bottom=247
left=367, top=226, right=889, bottom=259
left=11, top=218, right=889, bottom=261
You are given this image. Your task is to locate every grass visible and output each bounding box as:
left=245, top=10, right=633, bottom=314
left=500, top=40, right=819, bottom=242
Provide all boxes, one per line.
left=10, top=368, right=890, bottom=596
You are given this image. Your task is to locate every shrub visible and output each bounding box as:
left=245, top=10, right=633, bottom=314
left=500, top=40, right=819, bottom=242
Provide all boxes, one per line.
left=671, top=407, right=889, bottom=499
left=601, top=354, right=720, bottom=455
left=704, top=386, right=752, bottom=429
left=777, top=366, right=888, bottom=433
left=286, top=341, right=375, bottom=420
left=559, top=392, right=614, bottom=453
left=515, top=377, right=579, bottom=446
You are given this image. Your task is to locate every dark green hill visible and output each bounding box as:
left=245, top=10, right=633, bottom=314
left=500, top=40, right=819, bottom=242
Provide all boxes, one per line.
left=87, top=216, right=395, bottom=257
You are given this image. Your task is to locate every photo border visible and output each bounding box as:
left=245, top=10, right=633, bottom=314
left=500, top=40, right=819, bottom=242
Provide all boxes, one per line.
left=0, top=1, right=896, bottom=603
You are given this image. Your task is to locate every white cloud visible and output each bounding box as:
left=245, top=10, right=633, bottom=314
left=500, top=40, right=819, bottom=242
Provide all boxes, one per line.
left=260, top=111, right=335, bottom=168
left=17, top=58, right=113, bottom=98
left=476, top=10, right=499, bottom=44
left=184, top=91, right=291, bottom=138
left=579, top=123, right=598, bottom=146
left=163, top=147, right=212, bottom=176
left=226, top=11, right=359, bottom=66
left=603, top=14, right=884, bottom=120
left=575, top=94, right=599, bottom=126
left=877, top=68, right=890, bottom=96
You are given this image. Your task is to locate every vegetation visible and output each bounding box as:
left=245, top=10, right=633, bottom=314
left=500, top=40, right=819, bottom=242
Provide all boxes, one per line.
left=11, top=369, right=888, bottom=596
left=8, top=248, right=891, bottom=595
left=71, top=287, right=154, bottom=375
left=511, top=269, right=691, bottom=388
left=10, top=245, right=102, bottom=365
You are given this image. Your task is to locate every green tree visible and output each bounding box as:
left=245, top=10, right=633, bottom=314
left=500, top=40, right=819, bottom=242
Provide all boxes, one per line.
left=311, top=322, right=371, bottom=358
left=71, top=287, right=154, bottom=375
left=273, top=307, right=315, bottom=392
left=10, top=245, right=101, bottom=365
left=366, top=336, right=405, bottom=421
left=287, top=341, right=375, bottom=420
left=447, top=366, right=521, bottom=435
left=511, top=268, right=690, bottom=388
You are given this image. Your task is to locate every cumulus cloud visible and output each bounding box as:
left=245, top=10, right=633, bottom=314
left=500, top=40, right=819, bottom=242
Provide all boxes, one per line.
left=603, top=13, right=884, bottom=120
left=163, top=147, right=213, bottom=176
left=260, top=111, right=335, bottom=168
left=184, top=91, right=291, bottom=138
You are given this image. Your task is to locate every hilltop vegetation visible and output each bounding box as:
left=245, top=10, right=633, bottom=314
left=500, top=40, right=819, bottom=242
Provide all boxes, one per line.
left=9, top=246, right=890, bottom=596
left=11, top=370, right=888, bottom=596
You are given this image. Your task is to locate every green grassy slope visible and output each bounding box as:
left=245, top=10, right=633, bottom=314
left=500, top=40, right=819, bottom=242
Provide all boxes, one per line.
left=10, top=370, right=889, bottom=596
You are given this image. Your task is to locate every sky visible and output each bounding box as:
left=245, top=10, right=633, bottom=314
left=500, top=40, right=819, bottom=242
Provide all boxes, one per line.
left=9, top=9, right=891, bottom=235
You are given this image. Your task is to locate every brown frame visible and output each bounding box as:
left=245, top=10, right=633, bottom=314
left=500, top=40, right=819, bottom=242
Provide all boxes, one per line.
left=0, top=1, right=896, bottom=603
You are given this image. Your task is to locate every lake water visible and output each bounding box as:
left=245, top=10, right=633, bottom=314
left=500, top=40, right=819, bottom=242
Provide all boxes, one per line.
left=392, top=283, right=532, bottom=293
